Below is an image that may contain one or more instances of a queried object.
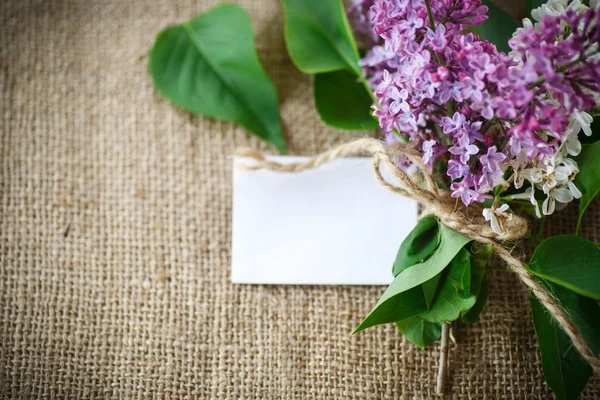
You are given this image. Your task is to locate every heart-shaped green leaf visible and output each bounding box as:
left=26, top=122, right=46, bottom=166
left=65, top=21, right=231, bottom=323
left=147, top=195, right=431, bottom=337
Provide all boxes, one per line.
left=574, top=141, right=600, bottom=233
left=393, top=215, right=441, bottom=277
left=396, top=317, right=442, bottom=348
left=313, top=70, right=378, bottom=130
left=477, top=1, right=519, bottom=53
left=527, top=235, right=600, bottom=299
left=420, top=248, right=477, bottom=323
left=281, top=0, right=360, bottom=74
left=149, top=5, right=286, bottom=153
left=353, top=223, right=471, bottom=334
left=530, top=280, right=600, bottom=400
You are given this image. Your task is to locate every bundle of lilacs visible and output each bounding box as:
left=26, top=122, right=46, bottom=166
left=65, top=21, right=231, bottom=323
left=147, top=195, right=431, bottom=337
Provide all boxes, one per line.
left=354, top=0, right=600, bottom=234
left=347, top=1, right=600, bottom=398
left=151, top=0, right=600, bottom=396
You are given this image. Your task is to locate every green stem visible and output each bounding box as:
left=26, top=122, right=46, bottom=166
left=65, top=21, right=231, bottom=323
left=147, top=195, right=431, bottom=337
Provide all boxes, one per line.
left=538, top=215, right=546, bottom=240
left=424, top=0, right=443, bottom=65
left=481, top=117, right=497, bottom=134
left=446, top=101, right=454, bottom=117
left=424, top=0, right=436, bottom=30
left=527, top=215, right=546, bottom=248
left=526, top=59, right=582, bottom=91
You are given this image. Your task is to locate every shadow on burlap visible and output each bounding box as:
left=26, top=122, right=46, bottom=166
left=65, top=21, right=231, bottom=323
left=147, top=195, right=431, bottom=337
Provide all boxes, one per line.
left=1, top=0, right=599, bottom=398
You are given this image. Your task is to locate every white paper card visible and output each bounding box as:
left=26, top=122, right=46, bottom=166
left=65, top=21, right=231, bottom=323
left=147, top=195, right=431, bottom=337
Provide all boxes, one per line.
left=231, top=156, right=418, bottom=285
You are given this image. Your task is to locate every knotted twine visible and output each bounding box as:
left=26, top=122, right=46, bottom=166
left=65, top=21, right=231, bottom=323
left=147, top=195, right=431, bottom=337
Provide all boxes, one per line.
left=235, top=137, right=600, bottom=373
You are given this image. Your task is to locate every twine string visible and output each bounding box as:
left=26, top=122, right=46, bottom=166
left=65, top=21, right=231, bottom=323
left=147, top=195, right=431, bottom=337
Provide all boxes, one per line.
left=235, top=138, right=600, bottom=373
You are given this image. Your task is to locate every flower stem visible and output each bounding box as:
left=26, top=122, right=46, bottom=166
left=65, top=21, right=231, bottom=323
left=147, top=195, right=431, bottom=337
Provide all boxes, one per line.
left=575, top=217, right=582, bottom=236
left=424, top=0, right=436, bottom=30
left=446, top=101, right=454, bottom=117
left=436, top=322, right=451, bottom=396
left=424, top=0, right=443, bottom=65
left=538, top=215, right=546, bottom=240
left=481, top=117, right=497, bottom=134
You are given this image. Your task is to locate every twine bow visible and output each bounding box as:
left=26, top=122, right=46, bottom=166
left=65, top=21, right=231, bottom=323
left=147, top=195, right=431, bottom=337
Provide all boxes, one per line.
left=235, top=138, right=600, bottom=373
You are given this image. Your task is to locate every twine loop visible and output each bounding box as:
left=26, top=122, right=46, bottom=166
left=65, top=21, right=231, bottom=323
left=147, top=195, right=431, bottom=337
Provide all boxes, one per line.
left=235, top=138, right=600, bottom=373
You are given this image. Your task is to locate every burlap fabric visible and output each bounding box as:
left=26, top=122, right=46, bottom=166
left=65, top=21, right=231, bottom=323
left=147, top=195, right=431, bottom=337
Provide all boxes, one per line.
left=1, top=0, right=599, bottom=398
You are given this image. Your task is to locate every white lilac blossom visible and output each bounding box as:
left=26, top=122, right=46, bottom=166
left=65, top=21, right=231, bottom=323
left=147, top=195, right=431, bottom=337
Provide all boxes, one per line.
left=483, top=203, right=513, bottom=236
left=351, top=0, right=600, bottom=235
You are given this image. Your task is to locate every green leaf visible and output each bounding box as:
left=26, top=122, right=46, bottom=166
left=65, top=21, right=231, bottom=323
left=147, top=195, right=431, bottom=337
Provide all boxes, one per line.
left=531, top=298, right=591, bottom=400
left=353, top=286, right=429, bottom=334
left=574, top=141, right=600, bottom=233
left=353, top=224, right=471, bottom=334
left=477, top=1, right=520, bottom=53
left=468, top=242, right=492, bottom=296
left=461, top=275, right=489, bottom=324
left=148, top=5, right=286, bottom=153
left=461, top=242, right=491, bottom=323
left=313, top=70, right=378, bottom=130
left=530, top=280, right=600, bottom=400
left=396, top=317, right=442, bottom=348
left=548, top=282, right=600, bottom=356
left=420, top=248, right=477, bottom=323
left=393, top=215, right=441, bottom=277
left=422, top=273, right=443, bottom=308
left=527, top=235, right=600, bottom=299
left=281, top=0, right=379, bottom=132
left=281, top=0, right=360, bottom=74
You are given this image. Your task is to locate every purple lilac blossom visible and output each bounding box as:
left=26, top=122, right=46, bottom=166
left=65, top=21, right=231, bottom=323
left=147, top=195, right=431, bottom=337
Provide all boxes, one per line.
left=347, top=0, right=379, bottom=49
left=353, top=0, right=600, bottom=207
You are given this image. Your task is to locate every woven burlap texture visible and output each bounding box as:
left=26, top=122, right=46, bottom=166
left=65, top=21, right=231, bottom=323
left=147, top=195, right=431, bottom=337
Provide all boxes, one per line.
left=1, top=0, right=599, bottom=398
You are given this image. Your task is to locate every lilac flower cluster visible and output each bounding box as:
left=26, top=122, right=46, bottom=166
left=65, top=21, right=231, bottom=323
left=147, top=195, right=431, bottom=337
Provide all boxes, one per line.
left=355, top=0, right=600, bottom=233
left=347, top=0, right=379, bottom=48
left=506, top=6, right=600, bottom=157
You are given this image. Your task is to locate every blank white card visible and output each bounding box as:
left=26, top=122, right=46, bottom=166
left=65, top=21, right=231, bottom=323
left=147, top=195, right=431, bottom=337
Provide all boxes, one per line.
left=231, top=156, right=418, bottom=285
